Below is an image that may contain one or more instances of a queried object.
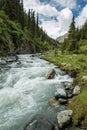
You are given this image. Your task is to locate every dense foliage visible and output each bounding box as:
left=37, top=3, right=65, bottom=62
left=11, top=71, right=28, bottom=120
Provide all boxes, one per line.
left=61, top=17, right=87, bottom=54
left=0, top=0, right=57, bottom=55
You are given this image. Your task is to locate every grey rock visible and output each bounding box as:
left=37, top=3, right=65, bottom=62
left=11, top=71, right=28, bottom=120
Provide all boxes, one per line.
left=24, top=115, right=55, bottom=130
left=82, top=76, right=87, bottom=82
left=73, top=86, right=80, bottom=95
left=57, top=110, right=73, bottom=128
left=55, top=88, right=67, bottom=100
left=6, top=56, right=17, bottom=62
left=67, top=93, right=73, bottom=98
left=45, top=69, right=56, bottom=79
left=0, top=59, right=7, bottom=65
left=58, top=98, right=68, bottom=104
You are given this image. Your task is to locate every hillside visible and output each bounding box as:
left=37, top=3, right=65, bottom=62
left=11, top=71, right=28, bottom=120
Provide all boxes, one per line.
left=0, top=0, right=56, bottom=56
left=57, top=33, right=68, bottom=42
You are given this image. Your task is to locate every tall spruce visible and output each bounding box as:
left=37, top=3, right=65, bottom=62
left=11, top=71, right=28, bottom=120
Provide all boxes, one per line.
left=28, top=9, right=31, bottom=30
left=68, top=17, right=78, bottom=52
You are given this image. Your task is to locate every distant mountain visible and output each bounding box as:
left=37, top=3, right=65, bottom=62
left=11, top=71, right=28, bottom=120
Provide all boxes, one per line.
left=57, top=33, right=68, bottom=42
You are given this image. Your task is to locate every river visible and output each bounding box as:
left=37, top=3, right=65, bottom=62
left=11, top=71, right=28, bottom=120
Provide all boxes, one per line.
left=0, top=54, right=73, bottom=130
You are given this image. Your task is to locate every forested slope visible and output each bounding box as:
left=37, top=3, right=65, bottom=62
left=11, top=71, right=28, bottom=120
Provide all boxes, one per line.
left=0, top=0, right=56, bottom=56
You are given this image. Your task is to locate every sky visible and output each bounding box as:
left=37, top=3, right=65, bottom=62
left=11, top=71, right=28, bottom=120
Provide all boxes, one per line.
left=23, top=0, right=87, bottom=39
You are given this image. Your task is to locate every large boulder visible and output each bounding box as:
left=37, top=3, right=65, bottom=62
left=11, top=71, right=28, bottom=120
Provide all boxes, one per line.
left=6, top=56, right=18, bottom=62
left=24, top=115, right=55, bottom=130
left=55, top=88, right=67, bottom=100
left=73, top=86, right=80, bottom=95
left=0, top=58, right=7, bottom=65
left=45, top=69, right=56, bottom=79
left=56, top=110, right=73, bottom=128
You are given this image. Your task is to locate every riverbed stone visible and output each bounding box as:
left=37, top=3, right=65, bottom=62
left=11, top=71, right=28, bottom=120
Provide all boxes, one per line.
left=48, top=98, right=59, bottom=107
left=0, top=59, right=7, bottom=65
left=55, top=88, right=67, bottom=100
left=69, top=71, right=77, bottom=78
left=24, top=115, right=55, bottom=130
left=45, top=69, right=56, bottom=79
left=6, top=56, right=17, bottom=62
left=73, top=86, right=80, bottom=95
left=58, top=98, right=68, bottom=104
left=56, top=110, right=73, bottom=128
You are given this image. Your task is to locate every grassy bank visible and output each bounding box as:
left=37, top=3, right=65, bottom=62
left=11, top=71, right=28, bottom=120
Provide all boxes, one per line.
left=44, top=52, right=87, bottom=129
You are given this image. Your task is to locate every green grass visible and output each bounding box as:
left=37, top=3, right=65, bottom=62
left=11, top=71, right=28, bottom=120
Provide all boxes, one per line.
left=44, top=53, right=87, bottom=71
left=68, top=87, right=87, bottom=128
left=44, top=52, right=87, bottom=128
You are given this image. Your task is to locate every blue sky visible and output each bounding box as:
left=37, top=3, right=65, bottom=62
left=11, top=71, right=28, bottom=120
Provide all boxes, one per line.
left=24, top=0, right=87, bottom=39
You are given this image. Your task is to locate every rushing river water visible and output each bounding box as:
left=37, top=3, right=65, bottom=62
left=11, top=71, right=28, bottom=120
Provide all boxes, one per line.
left=0, top=54, right=73, bottom=130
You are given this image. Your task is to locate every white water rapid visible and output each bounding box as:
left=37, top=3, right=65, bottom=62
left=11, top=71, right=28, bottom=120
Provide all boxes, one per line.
left=0, top=54, right=73, bottom=130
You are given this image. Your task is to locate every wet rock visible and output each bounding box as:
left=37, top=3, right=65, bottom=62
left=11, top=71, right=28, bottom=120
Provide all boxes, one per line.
left=67, top=93, right=73, bottom=98
left=69, top=71, right=77, bottom=78
left=24, top=115, right=55, bottom=130
left=58, top=98, right=68, bottom=104
left=48, top=98, right=59, bottom=107
left=56, top=110, right=73, bottom=128
left=73, top=86, right=80, bottom=95
left=45, top=69, right=56, bottom=79
left=55, top=88, right=67, bottom=100
left=6, top=56, right=17, bottom=62
left=0, top=59, right=7, bottom=65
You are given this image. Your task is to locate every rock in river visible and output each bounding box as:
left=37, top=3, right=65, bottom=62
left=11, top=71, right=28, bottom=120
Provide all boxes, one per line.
left=73, top=85, right=80, bottom=95
left=0, top=58, right=7, bottom=65
left=58, top=98, right=68, bottom=104
left=24, top=115, right=55, bottom=130
left=45, top=69, right=56, bottom=79
left=55, top=88, right=67, bottom=100
left=48, top=98, right=59, bottom=107
left=56, top=110, right=73, bottom=128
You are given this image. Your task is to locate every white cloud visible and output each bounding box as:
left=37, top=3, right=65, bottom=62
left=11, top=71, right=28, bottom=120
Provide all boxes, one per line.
left=75, top=5, right=87, bottom=27
left=23, top=0, right=73, bottom=39
left=24, top=0, right=58, bottom=17
left=41, top=20, right=59, bottom=38
left=52, top=0, right=77, bottom=9
left=41, top=8, right=73, bottom=39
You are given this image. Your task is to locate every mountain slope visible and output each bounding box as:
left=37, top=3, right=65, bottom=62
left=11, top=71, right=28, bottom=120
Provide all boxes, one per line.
left=0, top=11, right=54, bottom=56
left=57, top=33, right=68, bottom=42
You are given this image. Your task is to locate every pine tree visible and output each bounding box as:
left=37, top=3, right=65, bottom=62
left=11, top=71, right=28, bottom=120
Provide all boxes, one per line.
left=30, top=10, right=35, bottom=37
left=68, top=17, right=77, bottom=52
left=28, top=9, right=31, bottom=30
left=36, top=12, right=39, bottom=36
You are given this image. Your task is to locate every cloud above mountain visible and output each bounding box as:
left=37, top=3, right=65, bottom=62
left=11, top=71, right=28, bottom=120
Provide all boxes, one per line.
left=23, top=0, right=87, bottom=39
left=76, top=5, right=87, bottom=27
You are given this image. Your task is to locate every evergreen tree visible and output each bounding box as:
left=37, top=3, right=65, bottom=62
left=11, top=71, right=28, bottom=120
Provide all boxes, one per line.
left=36, top=12, right=39, bottom=36
left=28, top=9, right=31, bottom=30
left=30, top=10, right=35, bottom=37
left=67, top=17, right=78, bottom=52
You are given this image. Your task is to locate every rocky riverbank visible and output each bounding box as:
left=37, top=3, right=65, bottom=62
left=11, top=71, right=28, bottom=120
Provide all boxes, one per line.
left=0, top=56, right=18, bottom=65
left=43, top=53, right=87, bottom=129
left=23, top=68, right=82, bottom=130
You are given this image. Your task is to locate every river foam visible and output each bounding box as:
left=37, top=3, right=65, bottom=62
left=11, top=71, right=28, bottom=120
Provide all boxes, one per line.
left=0, top=54, right=73, bottom=130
